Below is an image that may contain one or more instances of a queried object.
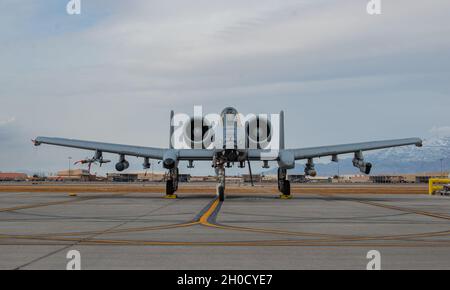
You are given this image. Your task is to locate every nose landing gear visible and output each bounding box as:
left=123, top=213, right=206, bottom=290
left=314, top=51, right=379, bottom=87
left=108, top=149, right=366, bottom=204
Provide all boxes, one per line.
left=216, top=164, right=226, bottom=202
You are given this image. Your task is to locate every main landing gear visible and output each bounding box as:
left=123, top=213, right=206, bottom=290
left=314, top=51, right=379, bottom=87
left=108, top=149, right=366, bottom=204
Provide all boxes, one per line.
left=165, top=168, right=179, bottom=199
left=278, top=168, right=291, bottom=199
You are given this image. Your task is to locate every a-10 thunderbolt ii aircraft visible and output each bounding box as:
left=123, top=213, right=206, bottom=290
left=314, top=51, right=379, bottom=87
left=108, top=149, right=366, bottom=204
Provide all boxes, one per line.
left=33, top=107, right=423, bottom=201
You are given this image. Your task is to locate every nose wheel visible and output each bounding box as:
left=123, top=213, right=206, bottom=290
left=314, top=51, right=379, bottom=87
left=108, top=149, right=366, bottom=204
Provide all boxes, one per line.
left=217, top=185, right=225, bottom=201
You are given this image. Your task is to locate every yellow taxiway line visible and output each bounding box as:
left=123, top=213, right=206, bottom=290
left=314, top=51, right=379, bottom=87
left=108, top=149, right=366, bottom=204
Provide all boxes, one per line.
left=199, top=199, right=220, bottom=226
left=0, top=192, right=129, bottom=213
left=356, top=200, right=450, bottom=221
left=0, top=197, right=92, bottom=213
left=1, top=195, right=449, bottom=248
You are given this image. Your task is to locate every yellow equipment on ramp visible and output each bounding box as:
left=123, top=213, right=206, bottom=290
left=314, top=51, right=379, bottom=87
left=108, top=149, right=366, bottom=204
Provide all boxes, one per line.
left=428, top=178, right=450, bottom=195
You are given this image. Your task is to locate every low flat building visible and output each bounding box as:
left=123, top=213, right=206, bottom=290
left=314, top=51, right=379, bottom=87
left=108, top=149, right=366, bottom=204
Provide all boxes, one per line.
left=262, top=175, right=277, bottom=183
left=306, top=176, right=332, bottom=183
left=288, top=174, right=307, bottom=183
left=0, top=172, right=28, bottom=181
left=370, top=172, right=449, bottom=184
left=189, top=176, right=205, bottom=182
left=179, top=174, right=191, bottom=183
left=242, top=174, right=262, bottom=183
left=137, top=172, right=166, bottom=182
left=337, top=175, right=371, bottom=183
left=107, top=173, right=138, bottom=182
left=227, top=177, right=243, bottom=184
left=53, top=169, right=94, bottom=181
left=106, top=172, right=190, bottom=183
left=190, top=176, right=218, bottom=182
left=370, top=175, right=405, bottom=183
left=413, top=172, right=449, bottom=183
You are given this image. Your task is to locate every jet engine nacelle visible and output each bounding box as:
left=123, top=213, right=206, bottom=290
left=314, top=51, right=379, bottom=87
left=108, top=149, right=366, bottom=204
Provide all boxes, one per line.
left=246, top=115, right=272, bottom=149
left=183, top=116, right=213, bottom=149
left=115, top=160, right=129, bottom=172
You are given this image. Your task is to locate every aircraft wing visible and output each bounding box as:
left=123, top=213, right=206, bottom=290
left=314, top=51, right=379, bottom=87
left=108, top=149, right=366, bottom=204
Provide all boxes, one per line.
left=288, top=138, right=423, bottom=160
left=33, top=137, right=166, bottom=160
left=34, top=136, right=423, bottom=163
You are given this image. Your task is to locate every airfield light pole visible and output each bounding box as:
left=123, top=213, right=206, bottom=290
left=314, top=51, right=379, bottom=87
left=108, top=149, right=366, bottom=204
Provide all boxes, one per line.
left=336, top=161, right=340, bottom=183
left=441, top=158, right=444, bottom=177
left=68, top=157, right=72, bottom=178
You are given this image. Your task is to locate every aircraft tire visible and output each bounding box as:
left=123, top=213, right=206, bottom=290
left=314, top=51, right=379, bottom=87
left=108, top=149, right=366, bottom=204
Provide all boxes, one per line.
left=166, top=180, right=174, bottom=196
left=218, top=185, right=225, bottom=202
left=283, top=180, right=291, bottom=196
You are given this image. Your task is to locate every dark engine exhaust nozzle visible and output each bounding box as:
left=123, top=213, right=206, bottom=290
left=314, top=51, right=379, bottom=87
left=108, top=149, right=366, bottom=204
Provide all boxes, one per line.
left=246, top=115, right=272, bottom=149
left=183, top=117, right=213, bottom=149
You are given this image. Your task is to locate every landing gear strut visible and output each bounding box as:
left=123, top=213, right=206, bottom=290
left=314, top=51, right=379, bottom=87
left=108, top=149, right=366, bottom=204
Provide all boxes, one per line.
left=212, top=149, right=247, bottom=202
left=165, top=168, right=179, bottom=199
left=216, top=164, right=225, bottom=201
left=278, top=168, right=291, bottom=199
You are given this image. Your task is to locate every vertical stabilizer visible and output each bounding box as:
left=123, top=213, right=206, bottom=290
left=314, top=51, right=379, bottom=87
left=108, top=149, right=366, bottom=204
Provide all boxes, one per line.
left=279, top=110, right=285, bottom=150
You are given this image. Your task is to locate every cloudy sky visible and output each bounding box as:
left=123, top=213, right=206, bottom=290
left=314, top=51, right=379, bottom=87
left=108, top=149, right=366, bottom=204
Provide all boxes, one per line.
left=0, top=0, right=449, bottom=175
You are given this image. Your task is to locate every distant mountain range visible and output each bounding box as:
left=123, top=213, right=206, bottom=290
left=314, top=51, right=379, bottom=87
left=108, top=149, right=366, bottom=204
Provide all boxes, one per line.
left=266, top=136, right=450, bottom=176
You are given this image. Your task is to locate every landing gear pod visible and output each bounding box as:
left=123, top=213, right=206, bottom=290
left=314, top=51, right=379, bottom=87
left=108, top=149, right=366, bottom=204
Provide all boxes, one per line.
left=115, top=155, right=129, bottom=172
left=163, top=150, right=178, bottom=169
left=304, top=158, right=317, bottom=177
left=353, top=151, right=373, bottom=175
left=364, top=162, right=372, bottom=175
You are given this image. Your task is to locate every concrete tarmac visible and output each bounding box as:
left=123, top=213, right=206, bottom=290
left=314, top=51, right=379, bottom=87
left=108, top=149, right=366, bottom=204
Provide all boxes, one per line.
left=0, top=190, right=449, bottom=270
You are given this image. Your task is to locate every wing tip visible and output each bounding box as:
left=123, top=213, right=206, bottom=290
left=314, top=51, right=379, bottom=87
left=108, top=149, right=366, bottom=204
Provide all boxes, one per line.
left=31, top=138, right=41, bottom=146
left=414, top=138, right=423, bottom=147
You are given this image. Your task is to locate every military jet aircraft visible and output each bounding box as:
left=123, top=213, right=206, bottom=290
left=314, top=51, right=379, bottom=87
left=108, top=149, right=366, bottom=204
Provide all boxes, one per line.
left=33, top=107, right=422, bottom=201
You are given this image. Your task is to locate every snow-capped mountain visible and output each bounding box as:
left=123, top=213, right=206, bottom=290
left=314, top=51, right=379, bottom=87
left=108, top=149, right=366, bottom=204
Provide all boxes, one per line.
left=367, top=136, right=450, bottom=163
left=266, top=137, right=450, bottom=176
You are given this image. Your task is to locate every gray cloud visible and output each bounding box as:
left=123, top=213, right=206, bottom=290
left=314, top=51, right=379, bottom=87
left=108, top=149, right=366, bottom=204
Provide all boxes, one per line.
left=430, top=126, right=450, bottom=138
left=0, top=0, right=449, bottom=173
left=0, top=117, right=16, bottom=127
